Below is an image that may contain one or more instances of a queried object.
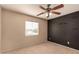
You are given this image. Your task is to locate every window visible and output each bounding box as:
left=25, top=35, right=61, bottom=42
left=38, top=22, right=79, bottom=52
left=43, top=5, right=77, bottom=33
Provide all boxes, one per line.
left=25, top=21, right=39, bottom=36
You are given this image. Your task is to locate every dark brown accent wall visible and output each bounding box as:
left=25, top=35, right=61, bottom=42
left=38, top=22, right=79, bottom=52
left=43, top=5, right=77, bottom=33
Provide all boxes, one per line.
left=48, top=11, right=79, bottom=50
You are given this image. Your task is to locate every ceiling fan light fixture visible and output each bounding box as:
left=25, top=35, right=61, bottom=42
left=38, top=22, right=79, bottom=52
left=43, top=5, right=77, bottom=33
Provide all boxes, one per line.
left=49, top=13, right=52, bottom=15
left=37, top=4, right=64, bottom=18
left=46, top=13, right=52, bottom=17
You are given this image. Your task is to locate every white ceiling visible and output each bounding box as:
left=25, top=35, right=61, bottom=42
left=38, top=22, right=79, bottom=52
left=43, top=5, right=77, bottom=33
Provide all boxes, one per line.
left=0, top=4, right=79, bottom=20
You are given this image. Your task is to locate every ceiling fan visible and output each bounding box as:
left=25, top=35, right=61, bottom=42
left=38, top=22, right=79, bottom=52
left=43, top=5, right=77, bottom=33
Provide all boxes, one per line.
left=37, top=4, right=64, bottom=18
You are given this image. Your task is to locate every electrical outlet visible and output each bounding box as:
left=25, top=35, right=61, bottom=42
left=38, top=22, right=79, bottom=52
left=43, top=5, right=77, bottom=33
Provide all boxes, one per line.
left=67, top=41, right=70, bottom=45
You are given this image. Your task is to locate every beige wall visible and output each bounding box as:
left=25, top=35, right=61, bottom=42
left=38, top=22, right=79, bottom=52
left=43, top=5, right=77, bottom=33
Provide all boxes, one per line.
left=2, top=9, right=47, bottom=52
left=0, top=7, right=2, bottom=53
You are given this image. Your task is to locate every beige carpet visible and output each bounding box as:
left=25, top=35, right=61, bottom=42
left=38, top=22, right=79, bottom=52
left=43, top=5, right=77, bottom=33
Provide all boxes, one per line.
left=4, top=41, right=79, bottom=54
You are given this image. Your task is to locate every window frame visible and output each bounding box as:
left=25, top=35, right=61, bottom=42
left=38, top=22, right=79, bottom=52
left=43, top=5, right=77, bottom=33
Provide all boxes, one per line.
left=25, top=21, right=39, bottom=36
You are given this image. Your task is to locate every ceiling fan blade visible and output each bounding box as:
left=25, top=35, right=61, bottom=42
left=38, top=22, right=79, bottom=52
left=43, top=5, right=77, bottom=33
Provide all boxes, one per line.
left=51, top=4, right=64, bottom=10
left=52, top=11, right=61, bottom=15
left=37, top=11, right=47, bottom=16
left=40, top=6, right=46, bottom=10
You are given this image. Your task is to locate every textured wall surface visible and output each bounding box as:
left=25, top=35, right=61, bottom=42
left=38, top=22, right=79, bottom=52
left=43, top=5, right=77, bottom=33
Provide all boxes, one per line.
left=48, top=11, right=79, bottom=50
left=0, top=7, right=1, bottom=52
left=2, top=9, right=47, bottom=52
